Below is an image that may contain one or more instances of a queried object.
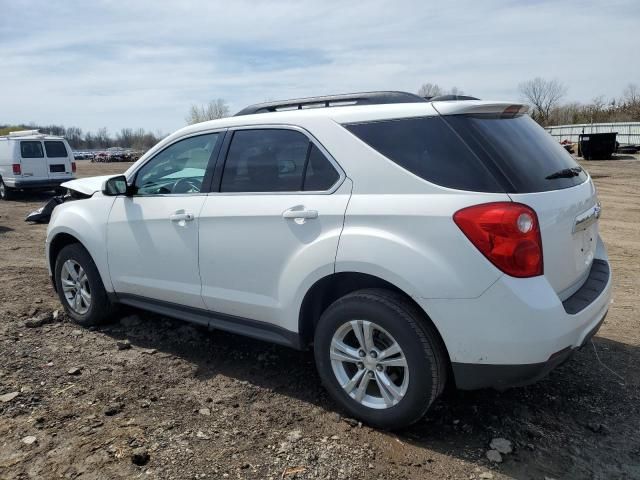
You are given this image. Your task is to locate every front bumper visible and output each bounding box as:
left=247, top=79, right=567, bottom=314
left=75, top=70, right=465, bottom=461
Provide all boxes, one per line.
left=420, top=236, right=612, bottom=390
left=9, top=178, right=73, bottom=189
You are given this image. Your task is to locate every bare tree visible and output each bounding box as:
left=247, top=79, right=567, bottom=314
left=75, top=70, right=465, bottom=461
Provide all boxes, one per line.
left=417, top=83, right=443, bottom=98
left=622, top=83, right=639, bottom=104
left=518, top=77, right=567, bottom=125
left=447, top=86, right=465, bottom=96
left=186, top=98, right=230, bottom=124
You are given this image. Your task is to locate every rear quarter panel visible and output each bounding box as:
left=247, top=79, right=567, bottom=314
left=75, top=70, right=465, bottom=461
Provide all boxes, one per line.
left=336, top=192, right=511, bottom=300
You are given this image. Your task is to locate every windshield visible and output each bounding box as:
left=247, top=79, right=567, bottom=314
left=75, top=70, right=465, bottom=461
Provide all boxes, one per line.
left=443, top=114, right=588, bottom=193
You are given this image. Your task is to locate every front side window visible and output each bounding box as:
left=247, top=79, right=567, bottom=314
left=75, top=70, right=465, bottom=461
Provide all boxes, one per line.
left=134, top=133, right=219, bottom=195
left=220, top=129, right=339, bottom=192
left=21, top=141, right=44, bottom=158
left=44, top=141, right=68, bottom=158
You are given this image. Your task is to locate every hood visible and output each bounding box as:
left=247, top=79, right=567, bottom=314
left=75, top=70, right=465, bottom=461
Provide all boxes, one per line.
left=60, top=175, right=118, bottom=196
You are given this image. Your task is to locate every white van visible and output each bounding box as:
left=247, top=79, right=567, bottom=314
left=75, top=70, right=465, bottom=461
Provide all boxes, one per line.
left=0, top=130, right=76, bottom=200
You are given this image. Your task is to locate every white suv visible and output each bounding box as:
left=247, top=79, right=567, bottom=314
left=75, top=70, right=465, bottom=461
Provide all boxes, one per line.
left=45, top=92, right=612, bottom=428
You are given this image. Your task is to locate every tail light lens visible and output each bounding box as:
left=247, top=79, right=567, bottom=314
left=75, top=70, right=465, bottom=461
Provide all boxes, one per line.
left=12, top=163, right=21, bottom=175
left=71, top=161, right=76, bottom=173
left=453, top=202, right=543, bottom=278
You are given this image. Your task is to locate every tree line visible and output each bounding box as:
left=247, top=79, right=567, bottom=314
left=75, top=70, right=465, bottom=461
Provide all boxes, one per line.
left=0, top=124, right=164, bottom=150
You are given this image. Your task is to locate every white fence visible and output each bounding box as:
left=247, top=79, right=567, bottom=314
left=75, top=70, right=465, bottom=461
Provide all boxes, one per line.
left=546, top=122, right=640, bottom=145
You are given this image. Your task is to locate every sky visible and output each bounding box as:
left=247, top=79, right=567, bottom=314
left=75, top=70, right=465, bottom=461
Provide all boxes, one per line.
left=1, top=0, right=638, bottom=134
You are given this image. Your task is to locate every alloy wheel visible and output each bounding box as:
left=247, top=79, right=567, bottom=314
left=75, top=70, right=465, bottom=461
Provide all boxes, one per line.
left=330, top=320, right=409, bottom=409
left=60, top=259, right=91, bottom=314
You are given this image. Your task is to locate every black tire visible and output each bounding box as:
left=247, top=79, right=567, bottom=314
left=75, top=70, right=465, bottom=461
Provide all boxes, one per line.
left=313, top=288, right=448, bottom=429
left=0, top=178, right=14, bottom=200
left=54, top=243, right=115, bottom=326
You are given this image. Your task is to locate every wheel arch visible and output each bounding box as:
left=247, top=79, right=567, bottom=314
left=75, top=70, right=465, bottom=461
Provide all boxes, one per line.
left=298, top=272, right=451, bottom=364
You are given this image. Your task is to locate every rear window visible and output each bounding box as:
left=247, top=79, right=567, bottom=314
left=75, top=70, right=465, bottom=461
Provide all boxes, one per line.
left=443, top=114, right=588, bottom=193
left=20, top=141, right=44, bottom=158
left=44, top=141, right=68, bottom=158
left=345, top=116, right=503, bottom=192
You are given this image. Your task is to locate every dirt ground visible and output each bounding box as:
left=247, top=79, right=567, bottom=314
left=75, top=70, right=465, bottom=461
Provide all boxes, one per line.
left=1, top=157, right=639, bottom=480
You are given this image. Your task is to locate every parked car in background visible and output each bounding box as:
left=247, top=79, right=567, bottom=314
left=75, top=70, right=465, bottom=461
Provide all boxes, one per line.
left=45, top=92, right=612, bottom=428
left=0, top=130, right=76, bottom=200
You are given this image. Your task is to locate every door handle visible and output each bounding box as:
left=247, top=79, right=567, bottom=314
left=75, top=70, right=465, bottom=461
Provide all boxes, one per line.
left=282, top=208, right=318, bottom=220
left=169, top=212, right=194, bottom=222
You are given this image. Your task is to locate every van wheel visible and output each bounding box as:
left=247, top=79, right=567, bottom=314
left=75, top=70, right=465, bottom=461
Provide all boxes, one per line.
left=313, top=289, right=447, bottom=429
left=0, top=179, right=14, bottom=200
left=54, top=243, right=115, bottom=326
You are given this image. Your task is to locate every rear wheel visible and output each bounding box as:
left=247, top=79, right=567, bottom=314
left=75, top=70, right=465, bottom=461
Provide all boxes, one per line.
left=54, top=243, right=115, bottom=326
left=314, top=289, right=447, bottom=429
left=0, top=179, right=14, bottom=200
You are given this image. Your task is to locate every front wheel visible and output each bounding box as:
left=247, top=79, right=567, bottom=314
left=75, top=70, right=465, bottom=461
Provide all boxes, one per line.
left=314, top=289, right=448, bottom=429
left=0, top=179, right=14, bottom=200
left=54, top=243, right=115, bottom=326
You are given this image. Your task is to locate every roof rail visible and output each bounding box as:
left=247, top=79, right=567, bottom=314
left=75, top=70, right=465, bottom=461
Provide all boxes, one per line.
left=8, top=129, right=42, bottom=136
left=234, top=91, right=428, bottom=116
left=428, top=94, right=480, bottom=102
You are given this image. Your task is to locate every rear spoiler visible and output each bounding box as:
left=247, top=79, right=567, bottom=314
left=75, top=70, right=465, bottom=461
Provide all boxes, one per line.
left=432, top=101, right=528, bottom=117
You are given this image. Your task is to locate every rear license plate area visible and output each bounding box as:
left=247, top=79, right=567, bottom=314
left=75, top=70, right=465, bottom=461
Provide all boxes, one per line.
left=50, top=164, right=65, bottom=173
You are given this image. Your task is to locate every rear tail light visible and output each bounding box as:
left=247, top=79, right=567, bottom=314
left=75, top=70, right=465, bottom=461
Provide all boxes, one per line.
left=12, top=163, right=21, bottom=175
left=453, top=202, right=543, bottom=278
left=71, top=161, right=76, bottom=173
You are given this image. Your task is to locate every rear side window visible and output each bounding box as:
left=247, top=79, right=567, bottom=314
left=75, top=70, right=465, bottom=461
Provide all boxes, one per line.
left=345, top=117, right=503, bottom=192
left=220, top=129, right=339, bottom=193
left=44, top=141, right=68, bottom=158
left=443, top=115, right=588, bottom=193
left=20, top=141, right=44, bottom=158
left=304, top=144, right=340, bottom=191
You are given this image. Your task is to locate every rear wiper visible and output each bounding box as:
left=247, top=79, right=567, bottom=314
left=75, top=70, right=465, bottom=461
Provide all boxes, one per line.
left=545, top=167, right=583, bottom=180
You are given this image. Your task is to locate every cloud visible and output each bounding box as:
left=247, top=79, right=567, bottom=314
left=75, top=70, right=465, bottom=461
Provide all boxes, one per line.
left=0, top=0, right=638, bottom=133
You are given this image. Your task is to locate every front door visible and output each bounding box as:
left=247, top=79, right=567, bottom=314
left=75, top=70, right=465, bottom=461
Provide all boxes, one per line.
left=107, top=132, right=222, bottom=308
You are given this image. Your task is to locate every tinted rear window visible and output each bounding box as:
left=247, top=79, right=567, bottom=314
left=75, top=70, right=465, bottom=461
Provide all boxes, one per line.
left=20, top=141, right=44, bottom=158
left=443, top=114, right=588, bottom=193
left=44, top=141, right=68, bottom=158
left=345, top=116, right=503, bottom=192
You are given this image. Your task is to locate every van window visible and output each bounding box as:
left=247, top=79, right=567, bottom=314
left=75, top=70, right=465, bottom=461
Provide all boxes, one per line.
left=220, top=129, right=340, bottom=193
left=44, top=141, right=68, bottom=158
left=21, top=141, right=44, bottom=158
left=344, top=117, right=503, bottom=192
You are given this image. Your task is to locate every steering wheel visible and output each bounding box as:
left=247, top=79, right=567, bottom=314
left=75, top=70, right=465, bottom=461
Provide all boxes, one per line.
left=172, top=177, right=202, bottom=194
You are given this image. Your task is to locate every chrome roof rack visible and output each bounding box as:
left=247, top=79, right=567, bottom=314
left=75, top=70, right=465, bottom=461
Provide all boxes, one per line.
left=234, top=91, right=428, bottom=116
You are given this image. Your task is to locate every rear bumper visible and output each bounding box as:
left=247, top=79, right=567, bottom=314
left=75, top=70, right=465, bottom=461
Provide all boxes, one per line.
left=7, top=178, right=74, bottom=189
left=420, top=235, right=612, bottom=390
left=452, top=311, right=607, bottom=390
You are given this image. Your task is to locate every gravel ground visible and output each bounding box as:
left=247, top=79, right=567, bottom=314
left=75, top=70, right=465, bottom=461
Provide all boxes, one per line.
left=1, top=157, right=639, bottom=479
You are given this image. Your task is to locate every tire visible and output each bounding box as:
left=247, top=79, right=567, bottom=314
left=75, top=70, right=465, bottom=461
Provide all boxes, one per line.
left=54, top=243, right=115, bottom=326
left=0, top=179, right=14, bottom=200
left=313, top=288, right=448, bottom=429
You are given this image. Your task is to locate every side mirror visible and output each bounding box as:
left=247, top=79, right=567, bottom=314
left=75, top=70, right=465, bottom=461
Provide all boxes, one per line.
left=102, top=175, right=130, bottom=196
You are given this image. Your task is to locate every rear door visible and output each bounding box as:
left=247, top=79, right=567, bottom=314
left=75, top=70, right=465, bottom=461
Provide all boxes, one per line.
left=198, top=127, right=350, bottom=328
left=19, top=140, right=48, bottom=180
left=44, top=140, right=74, bottom=180
left=442, top=113, right=598, bottom=299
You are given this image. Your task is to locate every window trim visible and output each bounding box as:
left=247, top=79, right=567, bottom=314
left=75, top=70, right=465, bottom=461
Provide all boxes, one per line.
left=126, top=129, right=227, bottom=197
left=211, top=124, right=345, bottom=196
left=20, top=140, right=44, bottom=159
